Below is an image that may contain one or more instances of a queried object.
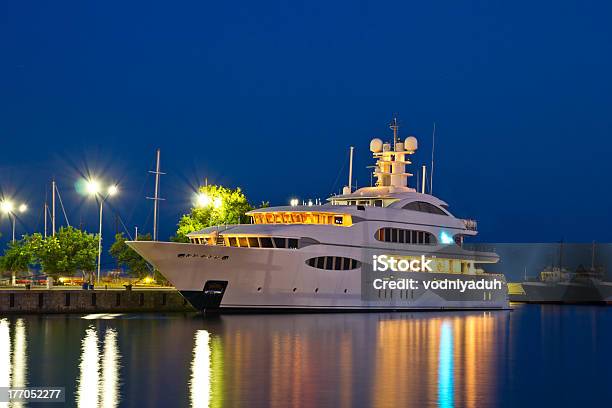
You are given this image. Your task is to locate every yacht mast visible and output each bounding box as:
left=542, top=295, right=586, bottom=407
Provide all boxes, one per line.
left=390, top=117, right=399, bottom=148
left=348, top=146, right=354, bottom=192
left=430, top=122, right=436, bottom=194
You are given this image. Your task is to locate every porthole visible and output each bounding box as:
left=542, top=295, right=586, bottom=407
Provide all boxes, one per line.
left=305, top=256, right=361, bottom=270
left=257, top=287, right=262, bottom=292
left=292, top=288, right=297, bottom=292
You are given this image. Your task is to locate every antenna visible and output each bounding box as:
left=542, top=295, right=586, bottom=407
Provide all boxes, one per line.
left=348, top=146, right=354, bottom=191
left=147, top=148, right=166, bottom=241
left=430, top=122, right=436, bottom=194
left=421, top=165, right=426, bottom=194
left=389, top=117, right=399, bottom=148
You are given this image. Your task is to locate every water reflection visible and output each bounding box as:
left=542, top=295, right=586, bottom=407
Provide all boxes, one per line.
left=190, top=330, right=211, bottom=408
left=0, top=320, right=10, bottom=393
left=100, top=329, right=120, bottom=408
left=0, top=307, right=605, bottom=407
left=438, top=321, right=453, bottom=408
left=369, top=313, right=501, bottom=407
left=76, top=326, right=121, bottom=408
left=0, top=319, right=29, bottom=408
left=77, top=327, right=100, bottom=407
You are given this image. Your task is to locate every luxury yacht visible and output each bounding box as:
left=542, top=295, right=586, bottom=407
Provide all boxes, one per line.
left=128, top=119, right=509, bottom=312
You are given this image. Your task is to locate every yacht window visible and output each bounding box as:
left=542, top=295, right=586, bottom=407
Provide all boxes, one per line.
left=334, top=216, right=343, bottom=225
left=228, top=237, right=238, bottom=247
left=316, top=257, right=325, bottom=269
left=323, top=256, right=333, bottom=269
left=260, top=237, right=274, bottom=248
left=305, top=256, right=361, bottom=270
left=374, top=200, right=383, bottom=207
left=374, top=228, right=436, bottom=245
left=238, top=237, right=249, bottom=247
left=248, top=237, right=259, bottom=247
left=273, top=237, right=286, bottom=248
left=402, top=201, right=447, bottom=215
left=288, top=238, right=298, bottom=249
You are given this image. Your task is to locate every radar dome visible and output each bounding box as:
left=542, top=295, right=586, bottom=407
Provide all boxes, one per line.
left=404, top=136, right=418, bottom=151
left=370, top=138, right=383, bottom=153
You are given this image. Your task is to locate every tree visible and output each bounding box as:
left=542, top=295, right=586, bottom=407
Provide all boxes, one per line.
left=29, top=227, right=98, bottom=278
left=173, top=185, right=253, bottom=242
left=0, top=239, right=34, bottom=281
left=109, top=232, right=153, bottom=278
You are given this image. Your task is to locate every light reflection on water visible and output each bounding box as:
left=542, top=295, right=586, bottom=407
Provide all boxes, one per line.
left=76, top=326, right=121, bottom=408
left=0, top=306, right=610, bottom=407
left=190, top=330, right=210, bottom=408
left=0, top=318, right=28, bottom=408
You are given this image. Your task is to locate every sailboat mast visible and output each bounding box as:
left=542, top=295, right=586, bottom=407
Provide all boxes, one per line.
left=44, top=187, right=48, bottom=238
left=147, top=149, right=165, bottom=241
left=153, top=149, right=161, bottom=241
left=52, top=179, right=56, bottom=236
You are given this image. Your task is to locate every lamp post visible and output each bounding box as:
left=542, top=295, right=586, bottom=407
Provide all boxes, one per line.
left=0, top=201, right=27, bottom=243
left=86, top=180, right=118, bottom=284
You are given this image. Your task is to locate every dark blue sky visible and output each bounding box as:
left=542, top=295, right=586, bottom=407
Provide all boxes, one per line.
left=1, top=0, right=611, bottom=255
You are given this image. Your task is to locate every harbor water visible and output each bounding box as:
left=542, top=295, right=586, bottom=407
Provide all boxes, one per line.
left=1, top=304, right=610, bottom=407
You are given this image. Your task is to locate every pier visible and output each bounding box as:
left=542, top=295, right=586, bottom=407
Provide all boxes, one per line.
left=0, top=288, right=194, bottom=314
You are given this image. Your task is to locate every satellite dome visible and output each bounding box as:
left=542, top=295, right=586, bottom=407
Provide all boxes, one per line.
left=404, top=136, right=418, bottom=151
left=370, top=138, right=383, bottom=153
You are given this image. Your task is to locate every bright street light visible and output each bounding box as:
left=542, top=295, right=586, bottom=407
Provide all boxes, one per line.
left=213, top=197, right=222, bottom=209
left=84, top=178, right=119, bottom=284
left=196, top=192, right=211, bottom=207
left=1, top=199, right=27, bottom=243
left=86, top=180, right=101, bottom=195
left=0, top=201, right=14, bottom=214
left=290, top=198, right=298, bottom=207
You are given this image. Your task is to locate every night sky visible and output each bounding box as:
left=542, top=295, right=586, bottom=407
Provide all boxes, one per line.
left=1, top=0, right=611, bottom=258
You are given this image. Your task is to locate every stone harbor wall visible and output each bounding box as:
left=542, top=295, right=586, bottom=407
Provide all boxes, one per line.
left=0, top=289, right=195, bottom=314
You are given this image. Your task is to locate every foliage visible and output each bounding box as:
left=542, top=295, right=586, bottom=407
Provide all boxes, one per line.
left=0, top=239, right=34, bottom=277
left=29, top=227, right=98, bottom=277
left=0, top=227, right=98, bottom=278
left=174, top=185, right=253, bottom=242
left=109, top=232, right=153, bottom=278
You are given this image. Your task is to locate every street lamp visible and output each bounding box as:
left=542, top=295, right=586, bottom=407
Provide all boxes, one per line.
left=86, top=179, right=118, bottom=284
left=1, top=200, right=27, bottom=243
left=196, top=192, right=223, bottom=209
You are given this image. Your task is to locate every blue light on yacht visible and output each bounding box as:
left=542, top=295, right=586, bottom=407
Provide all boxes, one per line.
left=438, top=321, right=454, bottom=408
left=440, top=231, right=453, bottom=245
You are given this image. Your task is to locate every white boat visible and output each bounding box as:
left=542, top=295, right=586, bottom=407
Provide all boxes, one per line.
left=128, top=119, right=509, bottom=311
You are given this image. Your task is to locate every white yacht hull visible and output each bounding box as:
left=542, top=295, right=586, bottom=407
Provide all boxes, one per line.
left=128, top=241, right=509, bottom=311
